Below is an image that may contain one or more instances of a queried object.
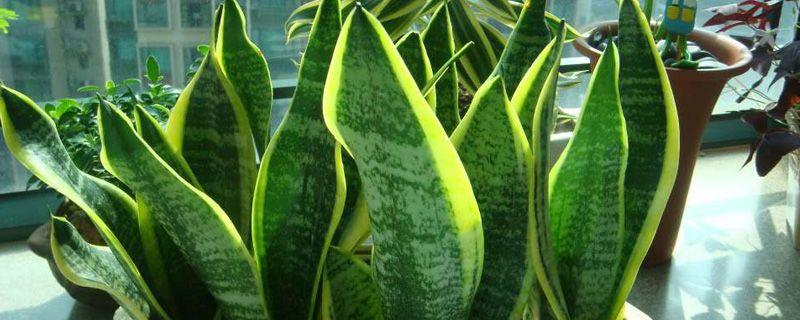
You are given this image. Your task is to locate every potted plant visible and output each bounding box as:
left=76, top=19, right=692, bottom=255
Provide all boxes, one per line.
left=1, top=0, right=677, bottom=319
left=573, top=0, right=753, bottom=266
left=23, top=56, right=179, bottom=310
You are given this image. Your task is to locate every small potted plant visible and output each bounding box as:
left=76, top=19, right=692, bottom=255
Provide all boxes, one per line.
left=574, top=0, right=753, bottom=266
left=24, top=56, right=179, bottom=310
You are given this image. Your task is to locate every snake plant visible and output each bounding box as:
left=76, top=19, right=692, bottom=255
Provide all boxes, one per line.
left=0, top=0, right=678, bottom=319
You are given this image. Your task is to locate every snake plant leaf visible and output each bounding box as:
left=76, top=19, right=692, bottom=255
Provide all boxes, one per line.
left=98, top=99, right=268, bottom=320
left=510, top=23, right=565, bottom=137
left=396, top=32, right=435, bottom=108
left=374, top=0, right=426, bottom=22
left=479, top=21, right=508, bottom=58
left=612, top=0, right=680, bottom=316
left=422, top=3, right=460, bottom=134
left=323, top=7, right=483, bottom=319
left=451, top=76, right=535, bottom=320
left=166, top=39, right=257, bottom=244
left=331, top=155, right=371, bottom=253
left=544, top=12, right=582, bottom=42
left=251, top=0, right=344, bottom=317
left=134, top=106, right=199, bottom=187
left=323, top=247, right=383, bottom=320
left=0, top=86, right=168, bottom=318
left=474, top=0, right=517, bottom=22
left=133, top=106, right=217, bottom=319
left=217, top=0, right=273, bottom=155
left=448, top=0, right=499, bottom=93
left=510, top=23, right=569, bottom=320
left=549, top=43, right=627, bottom=320
left=492, top=0, right=551, bottom=96
left=50, top=217, right=161, bottom=320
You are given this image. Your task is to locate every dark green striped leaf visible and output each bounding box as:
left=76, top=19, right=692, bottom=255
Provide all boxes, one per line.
left=251, top=0, right=344, bottom=318
left=0, top=86, right=167, bottom=319
left=451, top=76, right=535, bottom=320
left=98, top=99, right=269, bottom=320
left=323, top=247, right=383, bottom=320
left=396, top=32, right=435, bottom=108
left=509, top=23, right=565, bottom=137
left=612, top=0, right=680, bottom=316
left=493, top=0, right=551, bottom=95
left=448, top=0, right=499, bottom=93
left=422, top=4, right=460, bottom=134
left=166, top=41, right=257, bottom=244
left=217, top=0, right=273, bottom=154
left=50, top=217, right=159, bottom=320
left=510, top=24, right=569, bottom=320
left=133, top=106, right=217, bottom=320
left=549, top=43, right=626, bottom=320
left=323, top=7, right=483, bottom=319
left=331, top=155, right=371, bottom=253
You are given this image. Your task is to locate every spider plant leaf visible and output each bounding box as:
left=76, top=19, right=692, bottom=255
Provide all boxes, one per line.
left=510, top=22, right=569, bottom=320
left=166, top=39, right=257, bottom=244
left=133, top=106, right=217, bottom=319
left=374, top=0, right=426, bottom=22
left=323, top=7, right=483, bottom=319
left=544, top=12, right=582, bottom=41
left=510, top=23, right=565, bottom=137
left=448, top=0, right=499, bottom=93
left=397, top=32, right=435, bottom=108
left=323, top=247, right=383, bottom=320
left=0, top=86, right=167, bottom=318
left=450, top=76, right=535, bottom=320
left=252, top=0, right=344, bottom=318
left=98, top=98, right=269, bottom=320
left=217, top=0, right=273, bottom=155
left=493, top=0, right=551, bottom=95
left=549, top=43, right=627, bottom=319
left=422, top=3, right=460, bottom=134
left=50, top=217, right=165, bottom=320
left=475, top=0, right=517, bottom=21
left=612, top=0, right=679, bottom=316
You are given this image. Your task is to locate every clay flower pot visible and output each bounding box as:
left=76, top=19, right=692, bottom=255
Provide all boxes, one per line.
left=574, top=21, right=752, bottom=266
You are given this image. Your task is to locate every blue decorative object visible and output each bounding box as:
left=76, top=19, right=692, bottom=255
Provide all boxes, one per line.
left=659, top=0, right=700, bottom=69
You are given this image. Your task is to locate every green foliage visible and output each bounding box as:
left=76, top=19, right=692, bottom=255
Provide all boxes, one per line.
left=0, top=8, right=18, bottom=34
left=0, top=0, right=679, bottom=319
left=27, top=57, right=178, bottom=191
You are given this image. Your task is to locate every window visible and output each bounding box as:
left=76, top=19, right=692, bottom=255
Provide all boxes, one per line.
left=181, top=0, right=212, bottom=28
left=135, top=0, right=170, bottom=28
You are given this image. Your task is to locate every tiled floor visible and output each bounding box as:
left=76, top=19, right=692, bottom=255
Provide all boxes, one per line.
left=629, top=146, right=800, bottom=319
left=0, top=146, right=798, bottom=319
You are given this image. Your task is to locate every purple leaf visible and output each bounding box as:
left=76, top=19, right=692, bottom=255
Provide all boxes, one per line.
left=755, top=130, right=800, bottom=176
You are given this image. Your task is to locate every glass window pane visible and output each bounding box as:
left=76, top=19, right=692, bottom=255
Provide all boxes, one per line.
left=136, top=0, right=169, bottom=28
left=182, top=0, right=212, bottom=28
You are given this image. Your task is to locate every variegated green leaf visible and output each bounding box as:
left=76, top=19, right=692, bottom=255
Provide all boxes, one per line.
left=323, top=6, right=483, bottom=319
left=0, top=86, right=168, bottom=319
left=549, top=43, right=626, bottom=320
left=492, top=0, right=551, bottom=95
left=374, top=0, right=426, bottom=22
left=451, top=76, right=535, bottom=320
left=510, top=23, right=569, bottom=320
left=448, top=0, right=499, bottom=93
left=323, top=247, right=383, bottom=320
left=331, top=154, right=371, bottom=253
left=98, top=99, right=268, bottom=320
left=510, top=24, right=565, bottom=137
left=396, top=32, right=435, bottom=108
left=612, top=0, right=679, bottom=317
left=422, top=3, right=460, bottom=134
left=251, top=0, right=344, bottom=318
left=166, top=41, right=257, bottom=244
left=50, top=217, right=157, bottom=320
left=133, top=106, right=217, bottom=319
left=217, top=0, right=273, bottom=154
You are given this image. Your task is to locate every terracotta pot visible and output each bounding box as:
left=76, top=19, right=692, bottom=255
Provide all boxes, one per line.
left=573, top=21, right=752, bottom=266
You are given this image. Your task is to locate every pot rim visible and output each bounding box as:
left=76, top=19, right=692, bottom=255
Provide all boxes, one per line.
left=573, top=20, right=753, bottom=82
